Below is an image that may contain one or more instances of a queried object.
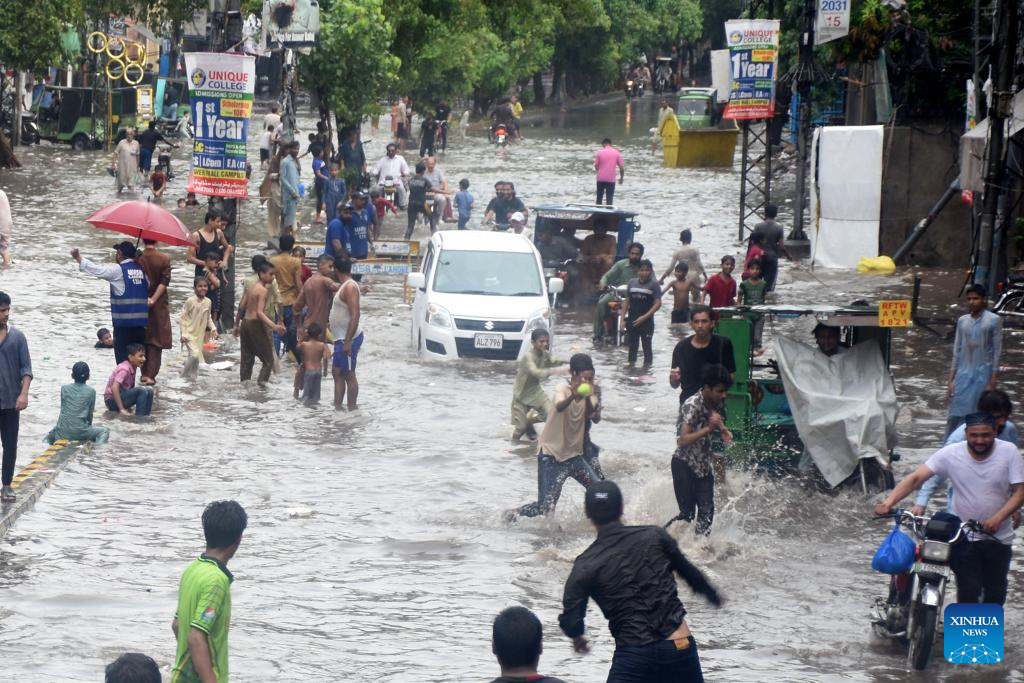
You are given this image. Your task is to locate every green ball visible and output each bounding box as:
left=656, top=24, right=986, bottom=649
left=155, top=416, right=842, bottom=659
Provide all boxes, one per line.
left=577, top=382, right=592, bottom=397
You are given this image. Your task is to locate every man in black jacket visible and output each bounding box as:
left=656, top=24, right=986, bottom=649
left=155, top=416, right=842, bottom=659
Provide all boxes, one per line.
left=559, top=481, right=723, bottom=682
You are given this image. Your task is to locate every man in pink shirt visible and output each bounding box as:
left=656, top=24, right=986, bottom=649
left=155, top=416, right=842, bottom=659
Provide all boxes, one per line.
left=594, top=138, right=625, bottom=205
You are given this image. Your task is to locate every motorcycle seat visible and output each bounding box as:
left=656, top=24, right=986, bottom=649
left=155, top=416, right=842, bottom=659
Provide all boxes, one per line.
left=1008, top=273, right=1024, bottom=283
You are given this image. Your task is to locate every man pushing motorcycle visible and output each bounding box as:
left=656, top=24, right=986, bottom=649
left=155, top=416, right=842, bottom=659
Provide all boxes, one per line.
left=874, top=412, right=1024, bottom=605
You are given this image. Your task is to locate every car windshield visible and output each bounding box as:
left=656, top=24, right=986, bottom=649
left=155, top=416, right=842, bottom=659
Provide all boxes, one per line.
left=433, top=250, right=543, bottom=296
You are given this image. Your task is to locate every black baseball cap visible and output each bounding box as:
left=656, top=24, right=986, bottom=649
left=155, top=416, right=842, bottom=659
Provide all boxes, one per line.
left=585, top=481, right=623, bottom=524
left=113, top=241, right=138, bottom=258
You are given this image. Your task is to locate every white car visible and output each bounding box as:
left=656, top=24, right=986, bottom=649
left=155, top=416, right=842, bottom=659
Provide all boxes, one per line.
left=407, top=231, right=565, bottom=360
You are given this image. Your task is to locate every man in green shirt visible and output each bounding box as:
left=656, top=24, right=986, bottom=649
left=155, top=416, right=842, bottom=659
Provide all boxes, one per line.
left=172, top=500, right=248, bottom=683
left=593, top=242, right=644, bottom=342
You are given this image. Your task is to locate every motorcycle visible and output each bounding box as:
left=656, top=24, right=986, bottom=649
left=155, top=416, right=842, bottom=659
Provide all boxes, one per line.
left=993, top=272, right=1024, bottom=318
left=624, top=79, right=645, bottom=99
left=600, top=284, right=628, bottom=345
left=543, top=259, right=574, bottom=307
left=157, top=145, right=176, bottom=181
left=871, top=509, right=984, bottom=670
left=492, top=123, right=510, bottom=147
left=381, top=175, right=399, bottom=205
left=1, top=111, right=39, bottom=145
left=434, top=119, right=448, bottom=152
left=654, top=72, right=672, bottom=94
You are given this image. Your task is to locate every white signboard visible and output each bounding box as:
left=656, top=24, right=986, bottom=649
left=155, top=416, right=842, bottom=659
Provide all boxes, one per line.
left=815, top=0, right=851, bottom=45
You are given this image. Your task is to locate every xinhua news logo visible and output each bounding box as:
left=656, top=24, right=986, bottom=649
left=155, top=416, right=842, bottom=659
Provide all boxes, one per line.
left=944, top=603, right=1003, bottom=663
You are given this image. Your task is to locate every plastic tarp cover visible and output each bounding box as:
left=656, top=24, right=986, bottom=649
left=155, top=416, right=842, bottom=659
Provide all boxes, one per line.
left=774, top=335, right=898, bottom=488
left=810, top=125, right=884, bottom=269
left=959, top=89, right=1024, bottom=192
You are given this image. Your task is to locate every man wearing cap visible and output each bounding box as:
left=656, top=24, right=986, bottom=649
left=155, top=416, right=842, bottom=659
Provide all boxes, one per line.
left=280, top=140, right=302, bottom=234
left=325, top=203, right=354, bottom=259
left=875, top=412, right=1024, bottom=605
left=72, top=243, right=149, bottom=364
left=559, top=481, right=722, bottom=681
left=509, top=212, right=530, bottom=239
left=349, top=191, right=376, bottom=259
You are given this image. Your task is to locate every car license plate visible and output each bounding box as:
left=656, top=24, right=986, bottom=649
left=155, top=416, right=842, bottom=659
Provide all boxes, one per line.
left=474, top=333, right=503, bottom=349
left=912, top=561, right=950, bottom=578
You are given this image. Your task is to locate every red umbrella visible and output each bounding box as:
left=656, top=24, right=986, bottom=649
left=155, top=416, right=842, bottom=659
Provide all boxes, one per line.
left=84, top=200, right=194, bottom=247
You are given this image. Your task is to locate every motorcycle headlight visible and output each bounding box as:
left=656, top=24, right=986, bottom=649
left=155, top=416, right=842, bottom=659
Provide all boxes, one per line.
left=427, top=303, right=453, bottom=329
left=526, top=308, right=550, bottom=332
left=921, top=540, right=950, bottom=563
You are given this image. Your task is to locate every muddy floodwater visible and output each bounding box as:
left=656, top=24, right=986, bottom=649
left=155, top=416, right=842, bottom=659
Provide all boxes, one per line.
left=0, top=96, right=1022, bottom=682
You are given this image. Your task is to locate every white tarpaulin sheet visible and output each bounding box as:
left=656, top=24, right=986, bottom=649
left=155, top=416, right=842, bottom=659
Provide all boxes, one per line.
left=774, top=335, right=898, bottom=487
left=810, top=125, right=884, bottom=269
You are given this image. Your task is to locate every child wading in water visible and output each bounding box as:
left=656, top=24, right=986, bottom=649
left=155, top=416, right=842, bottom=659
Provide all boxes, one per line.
left=45, top=362, right=109, bottom=444
left=104, top=344, right=154, bottom=416
left=201, top=252, right=225, bottom=334
left=510, top=328, right=567, bottom=442
left=737, top=258, right=768, bottom=353
left=703, top=255, right=737, bottom=310
left=180, top=277, right=218, bottom=377
left=665, top=261, right=702, bottom=327
left=294, top=322, right=332, bottom=405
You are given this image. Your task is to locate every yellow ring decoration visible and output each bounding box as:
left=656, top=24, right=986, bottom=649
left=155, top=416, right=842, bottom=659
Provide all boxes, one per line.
left=87, top=32, right=108, bottom=54
left=125, top=43, right=146, bottom=66
left=105, top=57, right=126, bottom=81
left=106, top=37, right=126, bottom=60
left=123, top=63, right=144, bottom=85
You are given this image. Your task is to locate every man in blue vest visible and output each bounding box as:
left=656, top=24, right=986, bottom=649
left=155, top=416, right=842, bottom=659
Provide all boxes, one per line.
left=72, top=242, right=150, bottom=365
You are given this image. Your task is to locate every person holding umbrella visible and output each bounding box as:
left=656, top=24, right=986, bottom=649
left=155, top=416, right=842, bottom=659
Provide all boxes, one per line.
left=71, top=243, right=149, bottom=364
left=80, top=200, right=195, bottom=367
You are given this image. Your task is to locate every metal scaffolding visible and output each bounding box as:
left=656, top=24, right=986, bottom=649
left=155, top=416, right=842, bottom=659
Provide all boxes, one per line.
left=737, top=120, right=773, bottom=241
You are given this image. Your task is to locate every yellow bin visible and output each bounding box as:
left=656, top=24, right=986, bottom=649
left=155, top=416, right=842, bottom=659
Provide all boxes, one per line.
left=659, top=115, right=739, bottom=168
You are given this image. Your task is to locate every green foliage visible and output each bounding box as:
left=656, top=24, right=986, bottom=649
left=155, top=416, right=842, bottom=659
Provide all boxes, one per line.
left=0, top=0, right=79, bottom=71
left=301, top=0, right=399, bottom=127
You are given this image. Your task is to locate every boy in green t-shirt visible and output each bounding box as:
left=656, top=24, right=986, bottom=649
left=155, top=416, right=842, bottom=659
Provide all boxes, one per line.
left=737, top=259, right=768, bottom=352
left=171, top=500, right=248, bottom=683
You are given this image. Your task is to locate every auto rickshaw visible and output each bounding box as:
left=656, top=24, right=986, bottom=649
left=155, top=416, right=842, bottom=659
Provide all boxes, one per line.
left=531, top=203, right=641, bottom=305
left=713, top=302, right=910, bottom=493
left=113, top=77, right=190, bottom=139
left=32, top=85, right=104, bottom=150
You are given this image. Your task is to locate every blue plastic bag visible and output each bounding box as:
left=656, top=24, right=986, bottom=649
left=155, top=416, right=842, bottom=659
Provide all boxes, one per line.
left=298, top=182, right=306, bottom=199
left=871, top=519, right=916, bottom=574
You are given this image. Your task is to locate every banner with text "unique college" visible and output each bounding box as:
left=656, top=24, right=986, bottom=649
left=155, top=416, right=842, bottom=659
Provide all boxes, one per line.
left=722, top=19, right=781, bottom=120
left=185, top=52, right=255, bottom=198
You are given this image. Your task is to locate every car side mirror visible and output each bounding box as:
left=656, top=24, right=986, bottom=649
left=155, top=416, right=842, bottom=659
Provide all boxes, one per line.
left=548, top=277, right=564, bottom=294
left=407, top=272, right=426, bottom=290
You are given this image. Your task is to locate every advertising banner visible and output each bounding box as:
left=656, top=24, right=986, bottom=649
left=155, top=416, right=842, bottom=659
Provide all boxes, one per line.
left=723, top=19, right=781, bottom=120
left=815, top=0, right=851, bottom=45
left=263, top=0, right=321, bottom=48
left=185, top=52, right=255, bottom=198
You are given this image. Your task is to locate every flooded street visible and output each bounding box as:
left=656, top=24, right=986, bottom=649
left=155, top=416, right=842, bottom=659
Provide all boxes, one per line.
left=1, top=96, right=1022, bottom=681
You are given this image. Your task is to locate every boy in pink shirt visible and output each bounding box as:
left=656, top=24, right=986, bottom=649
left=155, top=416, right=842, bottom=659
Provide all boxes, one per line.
left=594, top=138, right=624, bottom=205
left=104, top=343, right=154, bottom=416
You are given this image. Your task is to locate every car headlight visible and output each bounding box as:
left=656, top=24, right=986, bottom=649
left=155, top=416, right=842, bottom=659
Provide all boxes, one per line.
left=427, top=303, right=452, bottom=329
left=526, top=308, right=550, bottom=332
left=921, top=540, right=950, bottom=563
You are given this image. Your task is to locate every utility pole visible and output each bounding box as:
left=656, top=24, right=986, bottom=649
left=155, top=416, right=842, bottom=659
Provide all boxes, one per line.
left=975, top=0, right=1017, bottom=290
left=206, top=0, right=245, bottom=330
left=791, top=0, right=816, bottom=241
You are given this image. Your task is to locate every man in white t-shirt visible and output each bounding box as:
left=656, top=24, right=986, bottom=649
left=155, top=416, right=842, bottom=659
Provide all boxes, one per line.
left=372, top=143, right=410, bottom=208
left=263, top=104, right=282, bottom=131
left=875, top=412, right=1024, bottom=604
